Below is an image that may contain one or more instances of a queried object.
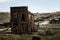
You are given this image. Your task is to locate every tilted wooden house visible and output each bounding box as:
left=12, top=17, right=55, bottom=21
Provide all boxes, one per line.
left=10, top=6, right=35, bottom=34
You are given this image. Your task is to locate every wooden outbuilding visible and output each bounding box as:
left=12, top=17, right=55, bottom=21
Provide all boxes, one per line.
left=10, top=6, right=35, bottom=34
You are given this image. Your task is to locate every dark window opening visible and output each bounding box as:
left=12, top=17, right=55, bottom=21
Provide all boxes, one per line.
left=22, top=14, right=25, bottom=21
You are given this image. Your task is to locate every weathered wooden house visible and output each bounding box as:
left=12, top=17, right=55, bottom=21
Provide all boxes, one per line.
left=10, top=6, right=35, bottom=34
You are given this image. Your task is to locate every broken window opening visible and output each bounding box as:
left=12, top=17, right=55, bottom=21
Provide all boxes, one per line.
left=21, top=14, right=25, bottom=21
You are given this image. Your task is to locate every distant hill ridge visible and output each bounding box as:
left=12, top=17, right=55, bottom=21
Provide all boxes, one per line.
left=0, top=12, right=10, bottom=24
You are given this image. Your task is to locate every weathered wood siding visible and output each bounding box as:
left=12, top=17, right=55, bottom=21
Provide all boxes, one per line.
left=10, top=6, right=34, bottom=34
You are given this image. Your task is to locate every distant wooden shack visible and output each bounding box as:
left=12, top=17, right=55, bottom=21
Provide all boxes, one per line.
left=49, top=19, right=60, bottom=24
left=10, top=6, right=35, bottom=34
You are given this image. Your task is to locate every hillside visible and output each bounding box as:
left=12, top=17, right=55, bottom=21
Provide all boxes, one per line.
left=0, top=12, right=10, bottom=24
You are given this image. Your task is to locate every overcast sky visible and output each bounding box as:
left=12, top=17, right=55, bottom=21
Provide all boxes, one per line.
left=0, top=0, right=60, bottom=13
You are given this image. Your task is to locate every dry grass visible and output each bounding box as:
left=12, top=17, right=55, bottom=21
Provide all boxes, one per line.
left=0, top=28, right=60, bottom=40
